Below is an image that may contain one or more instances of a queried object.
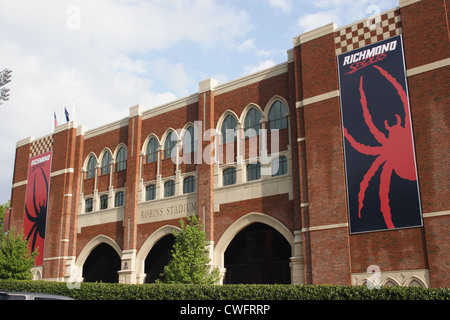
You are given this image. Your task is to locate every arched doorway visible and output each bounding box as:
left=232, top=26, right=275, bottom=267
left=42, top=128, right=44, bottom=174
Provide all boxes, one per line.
left=82, top=243, right=121, bottom=283
left=144, top=234, right=175, bottom=283
left=224, top=222, right=291, bottom=284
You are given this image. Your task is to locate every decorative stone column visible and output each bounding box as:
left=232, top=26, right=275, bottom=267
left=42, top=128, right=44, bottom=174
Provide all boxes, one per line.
left=290, top=230, right=305, bottom=284
left=118, top=249, right=138, bottom=284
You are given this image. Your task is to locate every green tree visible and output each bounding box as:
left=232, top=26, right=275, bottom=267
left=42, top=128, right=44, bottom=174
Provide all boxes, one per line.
left=159, top=215, right=220, bottom=284
left=0, top=200, right=10, bottom=235
left=0, top=228, right=37, bottom=280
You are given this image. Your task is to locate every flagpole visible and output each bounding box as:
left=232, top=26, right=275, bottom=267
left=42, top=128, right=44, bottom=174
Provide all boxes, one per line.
left=54, top=109, right=58, bottom=131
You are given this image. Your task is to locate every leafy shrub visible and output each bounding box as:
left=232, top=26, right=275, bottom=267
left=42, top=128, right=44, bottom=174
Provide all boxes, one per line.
left=0, top=280, right=449, bottom=300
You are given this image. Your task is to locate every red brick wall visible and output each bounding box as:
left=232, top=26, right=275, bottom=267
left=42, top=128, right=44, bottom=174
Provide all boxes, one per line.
left=300, top=33, right=339, bottom=99
left=214, top=194, right=295, bottom=244
left=298, top=28, right=351, bottom=284
left=400, top=0, right=450, bottom=287
left=400, top=0, right=450, bottom=69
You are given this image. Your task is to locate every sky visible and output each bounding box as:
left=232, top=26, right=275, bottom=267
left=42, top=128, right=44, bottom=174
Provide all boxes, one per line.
left=0, top=0, right=399, bottom=204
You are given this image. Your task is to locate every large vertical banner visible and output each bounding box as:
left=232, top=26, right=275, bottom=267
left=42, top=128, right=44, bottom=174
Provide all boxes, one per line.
left=338, top=35, right=422, bottom=234
left=23, top=151, right=52, bottom=265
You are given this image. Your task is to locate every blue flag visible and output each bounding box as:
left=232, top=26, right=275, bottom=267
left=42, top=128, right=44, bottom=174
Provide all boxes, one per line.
left=64, top=107, right=70, bottom=122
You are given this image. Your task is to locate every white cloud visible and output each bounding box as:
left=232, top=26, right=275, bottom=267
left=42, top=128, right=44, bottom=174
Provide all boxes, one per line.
left=297, top=11, right=339, bottom=32
left=148, top=58, right=195, bottom=97
left=296, top=0, right=398, bottom=33
left=237, top=39, right=272, bottom=57
left=267, top=0, right=292, bottom=13
left=243, top=59, right=276, bottom=75
left=0, top=0, right=254, bottom=203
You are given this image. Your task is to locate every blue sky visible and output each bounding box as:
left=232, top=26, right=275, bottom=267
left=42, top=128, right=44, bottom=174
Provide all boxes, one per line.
left=0, top=0, right=398, bottom=204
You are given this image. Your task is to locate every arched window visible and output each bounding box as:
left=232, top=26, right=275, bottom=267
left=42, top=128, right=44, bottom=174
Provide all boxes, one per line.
left=183, top=176, right=196, bottom=194
left=268, top=101, right=287, bottom=131
left=164, top=131, right=177, bottom=160
left=164, top=181, right=175, bottom=197
left=100, top=195, right=108, bottom=210
left=101, top=150, right=112, bottom=175
left=85, top=198, right=93, bottom=213
left=146, top=185, right=156, bottom=201
left=221, top=114, right=237, bottom=143
left=116, top=146, right=127, bottom=171
left=247, top=163, right=261, bottom=182
left=115, top=192, right=124, bottom=207
left=182, top=126, right=196, bottom=154
left=86, top=155, right=96, bottom=179
left=223, top=167, right=236, bottom=186
left=272, top=156, right=288, bottom=177
left=244, top=108, right=261, bottom=137
left=146, top=138, right=158, bottom=163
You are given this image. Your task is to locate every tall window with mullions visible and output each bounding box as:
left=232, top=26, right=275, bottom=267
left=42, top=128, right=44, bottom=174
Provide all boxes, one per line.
left=183, top=176, right=196, bottom=194
left=146, top=185, right=156, bottom=201
left=100, top=151, right=112, bottom=175
left=85, top=198, right=93, bottom=213
left=164, top=132, right=177, bottom=160
left=221, top=115, right=237, bottom=144
left=247, top=163, right=261, bottom=182
left=86, top=155, right=96, bottom=179
left=244, top=108, right=261, bottom=137
left=115, top=191, right=124, bottom=207
left=146, top=138, right=158, bottom=163
left=116, top=147, right=127, bottom=171
left=100, top=195, right=108, bottom=210
left=223, top=167, right=236, bottom=186
left=164, top=180, right=175, bottom=197
left=272, top=156, right=288, bottom=177
left=268, top=101, right=287, bottom=131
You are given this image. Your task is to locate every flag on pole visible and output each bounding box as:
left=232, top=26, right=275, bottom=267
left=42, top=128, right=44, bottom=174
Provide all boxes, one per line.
left=64, top=107, right=70, bottom=122
left=54, top=110, right=58, bottom=128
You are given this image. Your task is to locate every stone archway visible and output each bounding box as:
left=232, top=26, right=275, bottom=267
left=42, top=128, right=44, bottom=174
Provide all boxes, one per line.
left=214, top=212, right=301, bottom=284
left=224, top=222, right=291, bottom=284
left=136, top=225, right=181, bottom=283
left=82, top=243, right=121, bottom=283
left=73, top=235, right=122, bottom=283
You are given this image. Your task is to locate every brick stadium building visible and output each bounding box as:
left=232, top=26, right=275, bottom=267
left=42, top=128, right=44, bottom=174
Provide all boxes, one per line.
left=7, top=0, right=449, bottom=287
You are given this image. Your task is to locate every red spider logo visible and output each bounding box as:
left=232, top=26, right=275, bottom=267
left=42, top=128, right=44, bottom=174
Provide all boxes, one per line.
left=343, top=65, right=416, bottom=229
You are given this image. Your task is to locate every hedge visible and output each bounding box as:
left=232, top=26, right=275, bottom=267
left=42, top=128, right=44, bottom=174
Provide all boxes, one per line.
left=0, top=279, right=449, bottom=300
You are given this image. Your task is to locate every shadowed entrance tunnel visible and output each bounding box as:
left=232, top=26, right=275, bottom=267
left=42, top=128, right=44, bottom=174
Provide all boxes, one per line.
left=82, top=243, right=121, bottom=283
left=224, top=223, right=291, bottom=284
left=144, top=234, right=175, bottom=283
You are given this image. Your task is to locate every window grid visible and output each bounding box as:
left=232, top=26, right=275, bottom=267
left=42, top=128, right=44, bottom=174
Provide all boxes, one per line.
left=164, top=181, right=175, bottom=197
left=164, top=132, right=177, bottom=160
left=223, top=167, right=237, bottom=186
left=101, top=151, right=111, bottom=175
left=100, top=195, right=108, bottom=210
left=86, top=156, right=96, bottom=179
left=115, top=191, right=124, bottom=207
left=183, top=176, right=196, bottom=194
left=221, top=115, right=237, bottom=144
left=116, top=147, right=127, bottom=171
left=272, top=156, right=288, bottom=177
left=244, top=108, right=261, bottom=137
left=146, top=138, right=158, bottom=163
left=182, top=126, right=196, bottom=154
left=85, top=198, right=93, bottom=213
left=268, top=101, right=288, bottom=131
left=247, top=163, right=261, bottom=182
left=146, top=185, right=156, bottom=201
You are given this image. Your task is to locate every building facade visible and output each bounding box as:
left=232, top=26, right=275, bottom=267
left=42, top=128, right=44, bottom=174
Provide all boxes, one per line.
left=8, top=0, right=449, bottom=287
